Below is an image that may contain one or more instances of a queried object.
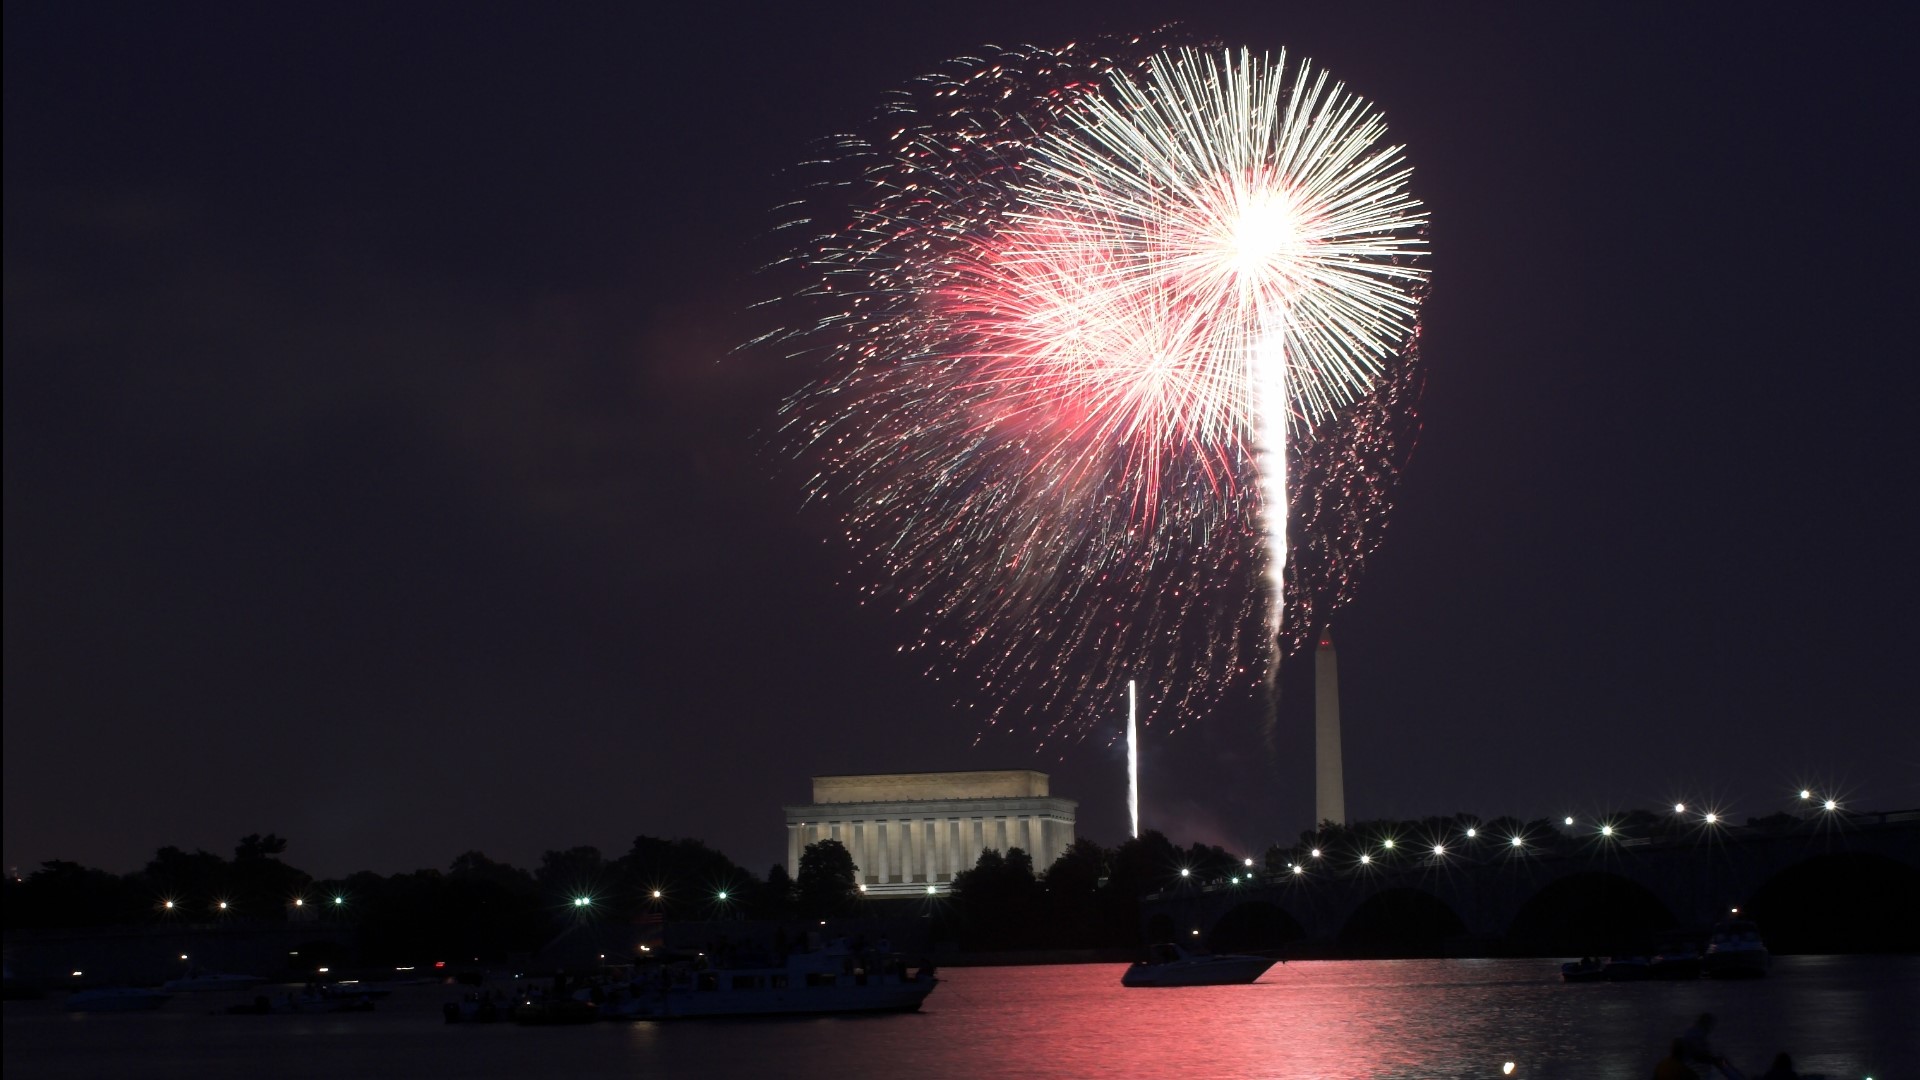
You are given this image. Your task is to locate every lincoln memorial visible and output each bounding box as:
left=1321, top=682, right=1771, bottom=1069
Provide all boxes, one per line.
left=784, top=770, right=1078, bottom=896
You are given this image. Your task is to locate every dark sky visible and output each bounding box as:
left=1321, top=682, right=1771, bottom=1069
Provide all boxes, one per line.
left=6, top=3, right=1916, bottom=880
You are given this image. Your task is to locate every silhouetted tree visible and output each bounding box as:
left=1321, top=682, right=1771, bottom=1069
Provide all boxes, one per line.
left=795, top=839, right=858, bottom=918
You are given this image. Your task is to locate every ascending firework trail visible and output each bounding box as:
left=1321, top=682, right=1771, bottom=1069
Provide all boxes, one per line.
left=770, top=38, right=1429, bottom=745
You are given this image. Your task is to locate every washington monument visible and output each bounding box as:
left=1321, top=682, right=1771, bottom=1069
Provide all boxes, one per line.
left=1315, top=628, right=1347, bottom=826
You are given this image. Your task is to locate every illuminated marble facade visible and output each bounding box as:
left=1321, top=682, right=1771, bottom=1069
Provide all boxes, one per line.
left=783, top=770, right=1077, bottom=896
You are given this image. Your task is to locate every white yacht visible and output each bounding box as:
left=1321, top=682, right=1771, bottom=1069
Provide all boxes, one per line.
left=1121, top=943, right=1277, bottom=987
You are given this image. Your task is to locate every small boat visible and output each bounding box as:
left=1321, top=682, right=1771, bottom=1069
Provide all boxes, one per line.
left=606, top=941, right=937, bottom=1018
left=442, top=994, right=505, bottom=1024
left=511, top=998, right=599, bottom=1024
left=314, top=980, right=391, bottom=1001
left=1601, top=956, right=1650, bottom=981
left=66, top=987, right=173, bottom=1012
left=1121, top=943, right=1277, bottom=987
left=1648, top=936, right=1702, bottom=980
left=1559, top=957, right=1607, bottom=983
left=241, top=991, right=377, bottom=1014
left=163, top=970, right=266, bottom=993
left=1702, top=918, right=1769, bottom=978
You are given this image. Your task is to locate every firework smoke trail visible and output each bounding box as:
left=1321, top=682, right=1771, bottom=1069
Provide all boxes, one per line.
left=772, top=39, right=1428, bottom=744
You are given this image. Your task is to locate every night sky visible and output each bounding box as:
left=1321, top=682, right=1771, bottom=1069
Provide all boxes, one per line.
left=7, top=4, right=1916, bottom=881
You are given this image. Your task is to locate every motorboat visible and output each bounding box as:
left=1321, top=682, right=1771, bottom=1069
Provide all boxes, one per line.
left=225, top=991, right=375, bottom=1015
left=442, top=993, right=506, bottom=1024
left=1600, top=956, right=1650, bottom=981
left=603, top=942, right=937, bottom=1018
left=1121, top=943, right=1277, bottom=987
left=511, top=997, right=598, bottom=1024
left=1558, top=957, right=1607, bottom=983
left=66, top=987, right=172, bottom=1012
left=163, top=969, right=265, bottom=993
left=1648, top=936, right=1703, bottom=980
left=1702, top=918, right=1769, bottom=978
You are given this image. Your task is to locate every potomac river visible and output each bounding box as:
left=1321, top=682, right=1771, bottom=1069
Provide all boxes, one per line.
left=5, top=956, right=1914, bottom=1078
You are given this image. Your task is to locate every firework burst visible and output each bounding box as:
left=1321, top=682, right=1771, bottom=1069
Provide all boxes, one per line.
left=770, top=39, right=1429, bottom=744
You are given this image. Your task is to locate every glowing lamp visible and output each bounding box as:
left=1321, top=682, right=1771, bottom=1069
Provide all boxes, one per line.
left=1673, top=803, right=1686, bottom=814
left=1799, top=789, right=1812, bottom=800
left=1291, top=865, right=1303, bottom=875
left=1310, top=848, right=1322, bottom=859
left=858, top=884, right=867, bottom=893
left=1465, top=828, right=1476, bottom=838
left=1179, top=868, right=1191, bottom=878
left=71, top=971, right=83, bottom=977
left=294, top=898, right=304, bottom=907
left=163, top=900, right=174, bottom=909
left=1382, top=838, right=1394, bottom=849
left=1823, top=799, right=1837, bottom=811
left=1359, top=854, right=1371, bottom=865
left=1504, top=1065, right=1516, bottom=1076
left=1432, top=845, right=1445, bottom=856
left=1600, top=825, right=1614, bottom=837
left=1704, top=813, right=1718, bottom=824
left=717, top=890, right=728, bottom=901
left=217, top=901, right=228, bottom=910
left=333, top=896, right=344, bottom=905
left=1510, top=837, right=1523, bottom=848
left=1244, top=858, right=1255, bottom=867
left=926, top=885, right=936, bottom=894
left=1563, top=816, right=1574, bottom=826
left=651, top=890, right=663, bottom=899
left=573, top=897, right=589, bottom=907
left=1191, top=929, right=1200, bottom=936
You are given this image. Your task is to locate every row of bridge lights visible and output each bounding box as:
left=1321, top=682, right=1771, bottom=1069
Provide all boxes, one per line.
left=160, top=896, right=349, bottom=913
left=1184, top=789, right=1848, bottom=882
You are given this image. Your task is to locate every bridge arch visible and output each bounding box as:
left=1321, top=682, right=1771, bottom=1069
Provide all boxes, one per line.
left=1338, top=888, right=1466, bottom=956
left=1745, top=852, right=1920, bottom=953
left=1508, top=872, right=1674, bottom=955
left=1208, top=900, right=1307, bottom=953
